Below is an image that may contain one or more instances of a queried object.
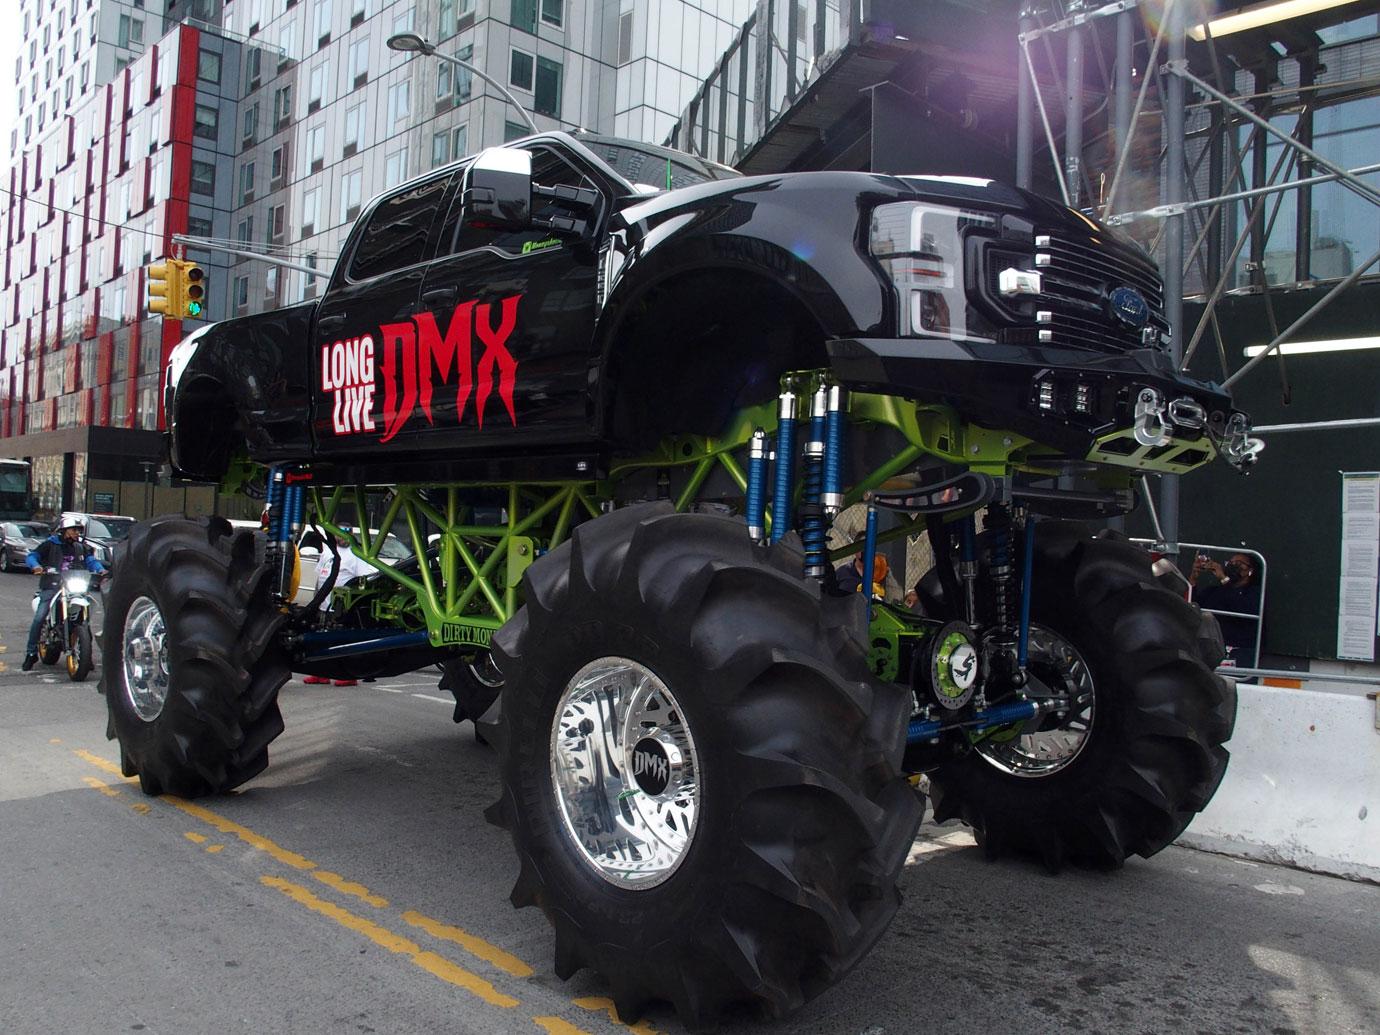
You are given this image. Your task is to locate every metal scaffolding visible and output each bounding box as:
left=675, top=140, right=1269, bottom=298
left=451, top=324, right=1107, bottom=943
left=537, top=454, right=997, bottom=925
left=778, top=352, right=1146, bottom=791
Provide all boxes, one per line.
left=1014, top=0, right=1380, bottom=545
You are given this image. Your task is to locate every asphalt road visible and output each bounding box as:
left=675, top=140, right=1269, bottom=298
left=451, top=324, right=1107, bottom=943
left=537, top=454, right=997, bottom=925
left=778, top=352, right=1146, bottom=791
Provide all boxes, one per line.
left=1, top=570, right=1377, bottom=1035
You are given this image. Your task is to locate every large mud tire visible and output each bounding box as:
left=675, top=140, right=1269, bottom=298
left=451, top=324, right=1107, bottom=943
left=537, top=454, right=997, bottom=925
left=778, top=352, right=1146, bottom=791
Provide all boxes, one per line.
left=930, top=523, right=1236, bottom=868
left=101, top=516, right=289, bottom=797
left=487, top=504, right=921, bottom=1027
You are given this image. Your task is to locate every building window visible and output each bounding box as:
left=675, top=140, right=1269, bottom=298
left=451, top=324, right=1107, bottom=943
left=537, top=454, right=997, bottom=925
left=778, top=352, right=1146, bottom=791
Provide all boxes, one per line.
left=541, top=0, right=563, bottom=28
left=274, top=84, right=292, bottom=127
left=617, top=12, right=633, bottom=65
left=271, top=143, right=287, bottom=182
left=510, top=49, right=534, bottom=92
left=235, top=275, right=249, bottom=309
left=340, top=169, right=362, bottom=223
left=392, top=8, right=414, bottom=35
left=239, top=161, right=255, bottom=204
left=306, top=123, right=324, bottom=170
left=308, top=60, right=328, bottom=112
left=385, top=148, right=407, bottom=187
left=456, top=44, right=474, bottom=99
left=388, top=81, right=410, bottom=124
left=504, top=120, right=528, bottom=143
left=117, top=15, right=143, bottom=48
left=452, top=123, right=468, bottom=160
left=302, top=186, right=320, bottom=236
left=349, top=39, right=368, bottom=87
left=279, top=22, right=298, bottom=66
left=242, top=102, right=259, bottom=143
left=510, top=0, right=536, bottom=34
left=187, top=215, right=213, bottom=238
left=236, top=216, right=253, bottom=243
left=432, top=130, right=449, bottom=168
left=314, top=0, right=332, bottom=45
left=534, top=57, right=561, bottom=119
left=246, top=48, right=262, bottom=91
left=439, top=0, right=456, bottom=39
left=343, top=101, right=365, bottom=155
left=191, top=160, right=216, bottom=195
left=269, top=204, right=285, bottom=240
left=194, top=103, right=219, bottom=140
left=198, top=48, right=221, bottom=83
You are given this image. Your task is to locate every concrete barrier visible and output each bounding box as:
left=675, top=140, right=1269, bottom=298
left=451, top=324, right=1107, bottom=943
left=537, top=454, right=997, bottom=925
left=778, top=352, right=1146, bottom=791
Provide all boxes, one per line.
left=1177, top=682, right=1380, bottom=884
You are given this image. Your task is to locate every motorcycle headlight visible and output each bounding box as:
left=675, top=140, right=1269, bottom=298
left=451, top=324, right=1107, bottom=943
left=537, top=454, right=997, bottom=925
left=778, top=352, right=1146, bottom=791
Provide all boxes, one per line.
left=869, top=202, right=996, bottom=341
left=65, top=574, right=90, bottom=594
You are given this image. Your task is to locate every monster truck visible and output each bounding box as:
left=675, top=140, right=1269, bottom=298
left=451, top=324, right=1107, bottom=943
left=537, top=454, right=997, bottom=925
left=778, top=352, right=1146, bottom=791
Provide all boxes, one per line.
left=102, top=129, right=1257, bottom=1026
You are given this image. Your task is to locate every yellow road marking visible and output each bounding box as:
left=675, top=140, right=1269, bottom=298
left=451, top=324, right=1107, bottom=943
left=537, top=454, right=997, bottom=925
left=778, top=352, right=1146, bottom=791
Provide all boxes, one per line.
left=49, top=738, right=60, bottom=744
left=206, top=844, right=224, bottom=853
left=313, top=870, right=389, bottom=908
left=75, top=749, right=126, bottom=779
left=185, top=832, right=208, bottom=845
left=164, top=797, right=316, bottom=871
left=402, top=911, right=534, bottom=978
left=573, top=998, right=660, bottom=1035
left=130, top=802, right=152, bottom=815
left=534, top=1017, right=592, bottom=1035
left=261, top=877, right=519, bottom=1009
left=82, top=776, right=121, bottom=798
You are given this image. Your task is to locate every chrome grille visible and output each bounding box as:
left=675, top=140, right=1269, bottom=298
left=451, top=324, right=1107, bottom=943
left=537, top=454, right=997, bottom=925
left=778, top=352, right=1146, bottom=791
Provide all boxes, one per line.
left=1029, top=229, right=1168, bottom=353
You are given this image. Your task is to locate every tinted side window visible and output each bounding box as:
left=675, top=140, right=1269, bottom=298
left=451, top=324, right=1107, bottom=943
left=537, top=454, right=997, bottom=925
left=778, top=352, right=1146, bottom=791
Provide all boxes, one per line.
left=348, top=174, right=454, bottom=281
left=443, top=147, right=600, bottom=258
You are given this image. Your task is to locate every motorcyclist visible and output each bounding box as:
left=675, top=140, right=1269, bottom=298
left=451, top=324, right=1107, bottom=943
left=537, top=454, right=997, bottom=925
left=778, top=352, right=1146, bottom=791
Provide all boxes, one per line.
left=23, top=516, right=105, bottom=671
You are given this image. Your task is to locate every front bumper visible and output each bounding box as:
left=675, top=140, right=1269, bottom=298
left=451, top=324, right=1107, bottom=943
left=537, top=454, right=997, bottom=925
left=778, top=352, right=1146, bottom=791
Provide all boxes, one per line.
left=827, top=336, right=1250, bottom=472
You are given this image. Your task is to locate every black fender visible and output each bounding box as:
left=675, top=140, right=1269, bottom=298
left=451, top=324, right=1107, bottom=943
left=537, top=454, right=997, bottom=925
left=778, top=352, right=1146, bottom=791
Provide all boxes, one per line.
left=167, top=302, right=316, bottom=479
left=590, top=173, right=902, bottom=443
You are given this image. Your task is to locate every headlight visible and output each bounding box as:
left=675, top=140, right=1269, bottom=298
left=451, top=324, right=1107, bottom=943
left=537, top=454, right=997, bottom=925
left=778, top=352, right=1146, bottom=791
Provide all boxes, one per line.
left=869, top=202, right=995, bottom=340
left=65, top=574, right=91, bottom=594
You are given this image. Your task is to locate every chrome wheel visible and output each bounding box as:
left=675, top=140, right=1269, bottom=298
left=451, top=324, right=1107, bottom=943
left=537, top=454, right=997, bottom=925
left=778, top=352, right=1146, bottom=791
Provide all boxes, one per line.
left=122, top=596, right=170, bottom=722
left=550, top=657, right=701, bottom=889
left=977, top=624, right=1095, bottom=778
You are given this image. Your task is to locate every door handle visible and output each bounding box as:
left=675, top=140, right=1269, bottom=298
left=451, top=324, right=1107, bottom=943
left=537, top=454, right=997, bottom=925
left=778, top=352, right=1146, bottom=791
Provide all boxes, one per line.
left=317, top=313, right=347, bottom=332
left=421, top=287, right=457, bottom=307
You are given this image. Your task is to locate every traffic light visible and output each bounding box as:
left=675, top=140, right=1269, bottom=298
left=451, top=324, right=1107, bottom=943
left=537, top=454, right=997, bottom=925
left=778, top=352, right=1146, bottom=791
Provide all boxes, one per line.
left=145, top=259, right=207, bottom=319
left=184, top=263, right=205, bottom=318
left=146, top=261, right=180, bottom=317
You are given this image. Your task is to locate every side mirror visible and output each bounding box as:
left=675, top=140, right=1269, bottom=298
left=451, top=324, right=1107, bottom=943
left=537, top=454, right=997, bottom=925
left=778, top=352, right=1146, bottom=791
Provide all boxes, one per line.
left=462, top=147, right=532, bottom=231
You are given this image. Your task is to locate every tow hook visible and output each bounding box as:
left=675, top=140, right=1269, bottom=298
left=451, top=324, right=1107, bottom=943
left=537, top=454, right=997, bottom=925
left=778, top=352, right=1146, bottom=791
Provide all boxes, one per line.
left=1220, top=412, right=1264, bottom=471
left=1133, top=388, right=1170, bottom=446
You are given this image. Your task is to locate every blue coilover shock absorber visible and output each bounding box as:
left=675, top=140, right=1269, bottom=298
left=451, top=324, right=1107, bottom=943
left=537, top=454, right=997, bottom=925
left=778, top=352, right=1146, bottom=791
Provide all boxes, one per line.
left=822, top=384, right=847, bottom=520
left=769, top=386, right=797, bottom=543
left=800, top=386, right=828, bottom=577
left=745, top=428, right=768, bottom=544
left=266, top=466, right=285, bottom=542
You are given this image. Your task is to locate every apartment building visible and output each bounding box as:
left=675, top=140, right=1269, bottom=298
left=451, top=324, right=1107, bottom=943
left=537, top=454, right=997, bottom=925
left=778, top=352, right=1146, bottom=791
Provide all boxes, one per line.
left=0, top=1, right=752, bottom=514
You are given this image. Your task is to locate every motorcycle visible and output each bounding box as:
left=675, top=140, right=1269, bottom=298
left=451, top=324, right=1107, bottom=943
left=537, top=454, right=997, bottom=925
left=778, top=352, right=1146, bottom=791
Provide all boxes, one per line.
left=32, top=568, right=99, bottom=682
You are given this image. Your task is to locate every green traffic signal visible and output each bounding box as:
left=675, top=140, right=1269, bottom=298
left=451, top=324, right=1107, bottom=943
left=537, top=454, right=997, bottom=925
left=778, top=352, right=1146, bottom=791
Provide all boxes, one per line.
left=184, top=264, right=206, bottom=318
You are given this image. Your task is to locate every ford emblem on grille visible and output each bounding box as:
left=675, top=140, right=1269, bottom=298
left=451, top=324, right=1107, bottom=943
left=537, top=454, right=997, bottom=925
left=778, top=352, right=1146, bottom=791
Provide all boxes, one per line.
left=1108, top=286, right=1150, bottom=328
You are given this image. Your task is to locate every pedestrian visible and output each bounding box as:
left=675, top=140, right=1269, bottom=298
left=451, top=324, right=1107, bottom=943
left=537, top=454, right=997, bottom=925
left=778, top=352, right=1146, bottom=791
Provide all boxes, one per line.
left=834, top=551, right=901, bottom=602
left=1192, top=551, right=1263, bottom=668
left=23, top=516, right=105, bottom=671
left=303, top=529, right=375, bottom=687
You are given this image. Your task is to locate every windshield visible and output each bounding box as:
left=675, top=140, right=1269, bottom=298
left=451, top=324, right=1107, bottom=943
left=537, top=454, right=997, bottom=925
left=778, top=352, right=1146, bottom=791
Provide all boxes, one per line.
left=575, top=132, right=740, bottom=191
left=84, top=517, right=134, bottom=540
left=16, top=522, right=45, bottom=538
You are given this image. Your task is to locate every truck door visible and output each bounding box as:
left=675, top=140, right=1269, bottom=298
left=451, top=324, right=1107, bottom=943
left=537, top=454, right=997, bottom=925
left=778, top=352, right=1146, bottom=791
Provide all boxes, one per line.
left=311, top=171, right=454, bottom=458
left=407, top=145, right=605, bottom=454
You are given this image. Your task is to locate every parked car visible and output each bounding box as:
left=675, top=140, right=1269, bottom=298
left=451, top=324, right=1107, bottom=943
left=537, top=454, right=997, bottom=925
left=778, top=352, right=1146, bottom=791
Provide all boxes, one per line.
left=58, top=512, right=137, bottom=571
left=1, top=521, right=49, bottom=572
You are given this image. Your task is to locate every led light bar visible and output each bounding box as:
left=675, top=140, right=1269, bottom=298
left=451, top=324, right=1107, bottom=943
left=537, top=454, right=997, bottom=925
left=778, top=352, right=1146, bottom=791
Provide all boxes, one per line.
left=1189, top=0, right=1367, bottom=40
left=1243, top=336, right=1380, bottom=357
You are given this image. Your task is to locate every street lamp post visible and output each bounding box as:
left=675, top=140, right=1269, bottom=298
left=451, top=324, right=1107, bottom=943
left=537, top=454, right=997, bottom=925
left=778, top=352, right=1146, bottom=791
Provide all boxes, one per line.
left=385, top=33, right=539, bottom=134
